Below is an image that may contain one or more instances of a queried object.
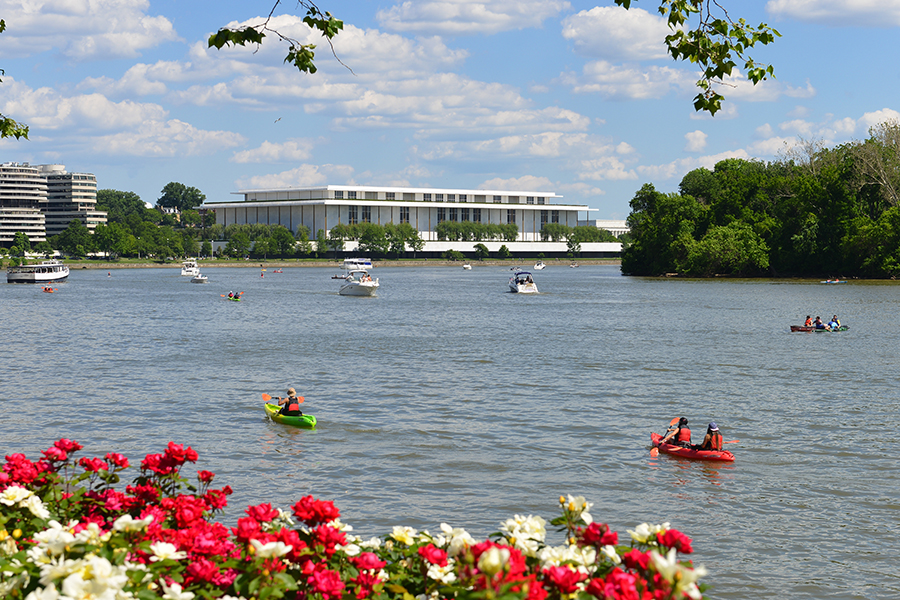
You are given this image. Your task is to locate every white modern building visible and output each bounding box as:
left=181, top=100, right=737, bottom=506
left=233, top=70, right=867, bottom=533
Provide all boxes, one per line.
left=577, top=219, right=630, bottom=236
left=0, top=162, right=47, bottom=245
left=39, top=165, right=107, bottom=237
left=204, top=184, right=621, bottom=256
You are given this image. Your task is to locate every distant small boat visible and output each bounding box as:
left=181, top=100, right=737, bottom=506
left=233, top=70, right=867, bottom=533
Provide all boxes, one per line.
left=339, top=269, right=379, bottom=296
left=181, top=260, right=200, bottom=277
left=344, top=258, right=373, bottom=270
left=821, top=280, right=846, bottom=284
left=533, top=261, right=546, bottom=270
left=790, top=325, right=849, bottom=332
left=509, top=271, right=538, bottom=294
left=463, top=263, right=472, bottom=270
left=570, top=262, right=579, bottom=268
left=191, top=274, right=209, bottom=283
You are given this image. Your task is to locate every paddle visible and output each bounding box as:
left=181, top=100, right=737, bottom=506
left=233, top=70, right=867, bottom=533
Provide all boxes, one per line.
left=723, top=440, right=739, bottom=444
left=651, top=417, right=681, bottom=456
left=262, top=393, right=304, bottom=404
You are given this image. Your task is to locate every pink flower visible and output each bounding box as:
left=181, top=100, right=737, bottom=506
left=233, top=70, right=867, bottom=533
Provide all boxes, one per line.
left=245, top=503, right=279, bottom=522
left=418, top=543, right=449, bottom=567
left=105, top=452, right=129, bottom=469
left=54, top=439, right=83, bottom=453
left=308, top=565, right=346, bottom=600
left=656, top=529, right=693, bottom=554
left=42, top=446, right=68, bottom=462
left=351, top=552, right=387, bottom=571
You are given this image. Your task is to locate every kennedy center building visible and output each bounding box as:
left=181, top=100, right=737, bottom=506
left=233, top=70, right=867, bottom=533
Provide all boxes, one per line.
left=204, top=184, right=616, bottom=255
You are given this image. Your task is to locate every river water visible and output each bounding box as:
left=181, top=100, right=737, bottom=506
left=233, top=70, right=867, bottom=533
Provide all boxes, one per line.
left=3, top=264, right=899, bottom=599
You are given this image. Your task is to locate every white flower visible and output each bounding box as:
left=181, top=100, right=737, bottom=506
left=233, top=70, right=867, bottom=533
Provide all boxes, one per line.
left=59, top=554, right=128, bottom=600
left=439, top=524, right=476, bottom=557
left=390, top=526, right=417, bottom=545
left=499, top=514, right=547, bottom=557
left=649, top=549, right=707, bottom=600
left=427, top=560, right=457, bottom=584
left=1, top=486, right=34, bottom=506
left=477, top=545, right=510, bottom=576
left=73, top=522, right=109, bottom=546
left=112, top=514, right=154, bottom=532
left=149, top=542, right=188, bottom=562
left=627, top=522, right=669, bottom=544
left=250, top=539, right=293, bottom=558
left=565, top=495, right=593, bottom=525
left=38, top=556, right=80, bottom=585
left=327, top=518, right=353, bottom=532
left=538, top=544, right=595, bottom=571
left=0, top=570, right=30, bottom=597
left=600, top=545, right=621, bottom=565
left=32, top=522, right=75, bottom=556
left=21, top=495, right=51, bottom=520
left=23, top=584, right=59, bottom=600
left=358, top=536, right=383, bottom=549
left=161, top=580, right=196, bottom=600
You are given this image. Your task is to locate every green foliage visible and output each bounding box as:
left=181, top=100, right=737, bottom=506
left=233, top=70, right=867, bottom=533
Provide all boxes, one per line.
left=201, top=240, right=213, bottom=258
left=10, top=231, right=30, bottom=257
left=225, top=232, right=252, bottom=257
left=315, top=229, right=328, bottom=258
left=157, top=182, right=206, bottom=213
left=54, top=220, right=94, bottom=257
left=436, top=221, right=518, bottom=242
left=442, top=249, right=465, bottom=261
left=678, top=221, right=770, bottom=276
left=473, top=243, right=489, bottom=260
left=498, top=245, right=511, bottom=259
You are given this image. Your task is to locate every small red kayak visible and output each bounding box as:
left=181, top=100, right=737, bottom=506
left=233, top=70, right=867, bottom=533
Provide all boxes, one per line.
left=651, top=433, right=735, bottom=462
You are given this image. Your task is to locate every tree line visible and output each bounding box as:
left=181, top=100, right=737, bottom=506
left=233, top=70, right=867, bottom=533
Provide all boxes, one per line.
left=622, top=121, right=900, bottom=278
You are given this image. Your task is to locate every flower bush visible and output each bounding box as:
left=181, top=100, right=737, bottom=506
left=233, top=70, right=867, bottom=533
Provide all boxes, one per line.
left=0, top=440, right=707, bottom=600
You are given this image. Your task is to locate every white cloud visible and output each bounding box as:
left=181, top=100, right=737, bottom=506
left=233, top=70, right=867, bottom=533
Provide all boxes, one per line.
left=231, top=139, right=317, bottom=164
left=766, top=0, right=900, bottom=27
left=562, top=61, right=696, bottom=100
left=561, top=6, right=669, bottom=61
left=578, top=156, right=638, bottom=181
left=0, top=0, right=178, bottom=60
left=747, top=136, right=796, bottom=157
left=235, top=164, right=356, bottom=189
left=377, top=0, right=571, bottom=35
left=557, top=182, right=606, bottom=197
left=684, top=130, right=707, bottom=152
left=638, top=150, right=750, bottom=181
left=95, top=119, right=245, bottom=157
left=858, top=108, right=900, bottom=133
left=479, top=175, right=555, bottom=192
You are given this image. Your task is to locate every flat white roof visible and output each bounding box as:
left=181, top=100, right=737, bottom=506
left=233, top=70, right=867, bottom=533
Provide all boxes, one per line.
left=230, top=184, right=563, bottom=199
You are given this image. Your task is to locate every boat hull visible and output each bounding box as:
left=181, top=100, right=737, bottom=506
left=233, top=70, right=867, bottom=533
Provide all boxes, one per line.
left=339, top=282, right=379, bottom=296
left=509, top=283, right=539, bottom=293
left=264, top=402, right=316, bottom=428
left=7, top=261, right=69, bottom=283
left=191, top=276, right=208, bottom=283
left=790, top=325, right=849, bottom=332
left=650, top=433, right=735, bottom=462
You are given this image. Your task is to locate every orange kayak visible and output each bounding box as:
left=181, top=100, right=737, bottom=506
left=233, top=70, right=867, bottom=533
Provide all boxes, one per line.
left=651, top=433, right=735, bottom=462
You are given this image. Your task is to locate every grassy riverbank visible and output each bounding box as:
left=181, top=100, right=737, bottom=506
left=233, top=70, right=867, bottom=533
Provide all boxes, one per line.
left=62, top=257, right=622, bottom=269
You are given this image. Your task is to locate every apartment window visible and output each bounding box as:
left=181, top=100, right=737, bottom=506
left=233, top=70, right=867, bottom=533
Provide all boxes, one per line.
left=459, top=194, right=467, bottom=202
left=335, top=190, right=344, bottom=199
left=450, top=208, right=458, bottom=222
left=436, top=193, right=444, bottom=202
left=348, top=191, right=357, bottom=199
left=461, top=208, right=470, bottom=221
left=509, top=196, right=519, bottom=204
left=386, top=192, right=396, bottom=200
left=400, top=206, right=409, bottom=223
left=403, top=193, right=415, bottom=200
left=348, top=205, right=358, bottom=224
left=365, top=191, right=377, bottom=200
left=493, top=195, right=502, bottom=203
left=552, top=210, right=560, bottom=224
left=473, top=208, right=481, bottom=223
left=437, top=207, right=446, bottom=222
left=527, top=196, right=535, bottom=205
left=424, top=193, right=432, bottom=201
left=362, top=206, right=372, bottom=223
left=507, top=209, right=516, bottom=225
left=538, top=197, right=545, bottom=205
left=448, top=194, right=456, bottom=202
left=540, top=210, right=549, bottom=229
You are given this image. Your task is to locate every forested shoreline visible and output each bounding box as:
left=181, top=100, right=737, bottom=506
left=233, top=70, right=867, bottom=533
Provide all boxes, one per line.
left=622, top=122, right=900, bottom=278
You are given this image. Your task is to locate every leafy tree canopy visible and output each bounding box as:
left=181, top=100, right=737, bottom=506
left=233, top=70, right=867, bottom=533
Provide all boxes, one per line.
left=157, top=182, right=206, bottom=213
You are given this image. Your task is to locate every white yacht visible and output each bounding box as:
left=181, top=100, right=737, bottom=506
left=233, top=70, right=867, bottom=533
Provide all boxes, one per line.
left=191, top=273, right=209, bottom=283
left=509, top=271, right=538, bottom=294
left=343, top=257, right=373, bottom=270
left=181, top=260, right=200, bottom=277
left=533, top=260, right=546, bottom=270
left=339, top=270, right=379, bottom=296
left=7, top=260, right=69, bottom=283
left=463, top=263, right=472, bottom=270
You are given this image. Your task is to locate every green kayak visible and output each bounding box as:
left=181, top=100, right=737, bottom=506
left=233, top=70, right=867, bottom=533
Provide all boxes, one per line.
left=264, top=402, right=316, bottom=428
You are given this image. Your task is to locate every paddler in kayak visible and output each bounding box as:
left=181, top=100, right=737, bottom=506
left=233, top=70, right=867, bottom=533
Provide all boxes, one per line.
left=804, top=315, right=813, bottom=327
left=660, top=417, right=691, bottom=448
left=694, top=422, right=723, bottom=451
left=275, top=388, right=304, bottom=416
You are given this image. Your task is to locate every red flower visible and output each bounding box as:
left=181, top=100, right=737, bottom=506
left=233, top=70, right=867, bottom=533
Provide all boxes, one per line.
left=204, top=489, right=230, bottom=511
left=580, top=522, right=618, bottom=547
left=54, top=439, right=83, bottom=453
left=351, top=570, right=382, bottom=599
left=185, top=557, right=221, bottom=584
left=418, top=543, right=449, bottom=567
left=79, top=457, right=108, bottom=472
left=656, top=529, right=693, bottom=554
left=105, top=453, right=129, bottom=469
left=585, top=569, right=648, bottom=600
left=308, top=565, right=346, bottom=600
left=233, top=517, right=262, bottom=542
left=544, top=565, right=588, bottom=594
left=245, top=503, right=279, bottom=522
left=197, top=470, right=215, bottom=483
left=165, top=442, right=199, bottom=465
left=292, top=495, right=340, bottom=525
left=622, top=549, right=651, bottom=571
left=42, top=446, right=68, bottom=462
left=351, top=552, right=387, bottom=571
left=311, top=524, right=347, bottom=557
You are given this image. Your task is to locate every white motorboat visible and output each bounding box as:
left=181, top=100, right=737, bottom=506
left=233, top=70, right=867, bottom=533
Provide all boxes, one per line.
left=463, top=263, right=472, bottom=270
left=7, top=259, right=69, bottom=283
left=533, top=261, right=546, bottom=270
left=181, top=259, right=200, bottom=277
left=339, top=269, right=379, bottom=296
left=343, top=257, right=373, bottom=270
left=191, top=274, right=209, bottom=283
left=509, top=271, right=538, bottom=294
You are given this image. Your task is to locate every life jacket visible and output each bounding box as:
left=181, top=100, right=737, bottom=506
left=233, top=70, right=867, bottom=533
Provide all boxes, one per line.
left=283, top=397, right=301, bottom=414
left=804, top=318, right=812, bottom=326
left=705, top=432, right=723, bottom=451
left=676, top=427, right=691, bottom=443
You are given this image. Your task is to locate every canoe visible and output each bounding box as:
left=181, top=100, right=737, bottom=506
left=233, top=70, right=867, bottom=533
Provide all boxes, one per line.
left=790, top=325, right=849, bottom=332
left=650, top=433, right=734, bottom=462
left=264, top=402, right=316, bottom=428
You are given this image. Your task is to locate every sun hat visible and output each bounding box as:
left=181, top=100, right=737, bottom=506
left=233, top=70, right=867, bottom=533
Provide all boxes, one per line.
left=287, top=388, right=296, bottom=396
left=708, top=422, right=719, bottom=431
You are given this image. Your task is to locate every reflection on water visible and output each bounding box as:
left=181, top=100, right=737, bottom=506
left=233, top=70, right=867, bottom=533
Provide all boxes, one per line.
left=3, top=265, right=900, bottom=599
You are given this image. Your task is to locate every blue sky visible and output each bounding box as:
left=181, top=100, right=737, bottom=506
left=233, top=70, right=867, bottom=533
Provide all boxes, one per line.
left=2, top=0, right=899, bottom=219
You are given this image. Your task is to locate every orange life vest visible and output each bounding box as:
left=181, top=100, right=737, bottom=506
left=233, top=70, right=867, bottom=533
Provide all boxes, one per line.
left=705, top=432, right=722, bottom=450
left=676, top=427, right=691, bottom=443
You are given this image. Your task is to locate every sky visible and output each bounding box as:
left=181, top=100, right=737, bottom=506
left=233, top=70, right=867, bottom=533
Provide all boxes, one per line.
left=2, top=0, right=900, bottom=220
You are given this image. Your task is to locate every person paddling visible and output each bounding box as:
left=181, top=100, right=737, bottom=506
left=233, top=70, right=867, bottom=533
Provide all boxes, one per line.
left=661, top=417, right=691, bottom=447
left=696, top=422, right=723, bottom=451
left=804, top=315, right=813, bottom=327
left=276, top=388, right=303, bottom=416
